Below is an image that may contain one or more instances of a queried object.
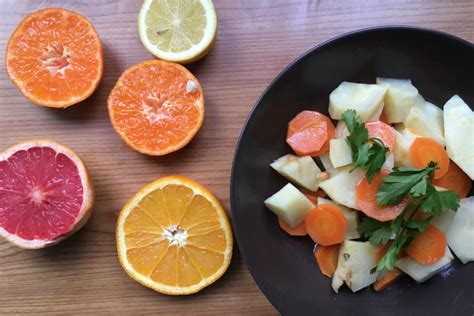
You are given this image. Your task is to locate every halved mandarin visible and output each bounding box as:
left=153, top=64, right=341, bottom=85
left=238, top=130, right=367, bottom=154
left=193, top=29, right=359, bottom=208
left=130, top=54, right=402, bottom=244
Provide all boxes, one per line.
left=108, top=60, right=204, bottom=156
left=116, top=176, right=233, bottom=295
left=6, top=8, right=103, bottom=108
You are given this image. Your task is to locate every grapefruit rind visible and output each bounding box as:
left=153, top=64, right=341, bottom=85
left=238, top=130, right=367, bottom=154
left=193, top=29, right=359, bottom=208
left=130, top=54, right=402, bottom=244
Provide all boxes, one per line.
left=0, top=140, right=94, bottom=249
left=116, top=176, right=233, bottom=295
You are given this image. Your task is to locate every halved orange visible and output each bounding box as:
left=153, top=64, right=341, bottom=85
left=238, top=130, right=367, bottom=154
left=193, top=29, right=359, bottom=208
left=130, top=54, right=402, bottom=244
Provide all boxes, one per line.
left=108, top=60, right=204, bottom=156
left=116, top=176, right=233, bottom=295
left=6, top=8, right=103, bottom=108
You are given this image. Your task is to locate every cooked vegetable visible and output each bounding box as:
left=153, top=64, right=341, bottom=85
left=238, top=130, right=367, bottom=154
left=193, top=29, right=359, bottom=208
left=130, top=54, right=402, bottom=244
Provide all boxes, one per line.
left=314, top=244, right=340, bottom=277
left=405, top=100, right=445, bottom=145
left=300, top=188, right=325, bottom=205
left=318, top=197, right=360, bottom=239
left=376, top=78, right=418, bottom=123
left=443, top=95, right=474, bottom=179
left=318, top=153, right=336, bottom=175
left=393, top=128, right=419, bottom=167
left=406, top=225, right=447, bottom=265
left=329, top=138, right=352, bottom=168
left=305, top=204, right=348, bottom=246
left=366, top=121, right=396, bottom=151
left=396, top=246, right=454, bottom=282
left=332, top=240, right=379, bottom=293
left=278, top=218, right=307, bottom=236
left=264, top=183, right=314, bottom=228
left=341, top=110, right=389, bottom=182
left=373, top=268, right=404, bottom=292
left=319, top=166, right=366, bottom=210
left=410, top=138, right=449, bottom=179
left=286, top=111, right=335, bottom=156
left=382, top=153, right=395, bottom=171
left=430, top=209, right=455, bottom=232
left=270, top=154, right=322, bottom=191
left=329, top=82, right=387, bottom=122
left=445, top=197, right=474, bottom=263
left=335, top=120, right=349, bottom=138
left=356, top=170, right=407, bottom=221
left=433, top=161, right=472, bottom=198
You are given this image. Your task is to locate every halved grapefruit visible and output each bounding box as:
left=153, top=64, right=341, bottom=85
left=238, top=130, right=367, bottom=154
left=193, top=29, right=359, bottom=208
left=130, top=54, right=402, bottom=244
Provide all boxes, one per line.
left=0, top=140, right=94, bottom=249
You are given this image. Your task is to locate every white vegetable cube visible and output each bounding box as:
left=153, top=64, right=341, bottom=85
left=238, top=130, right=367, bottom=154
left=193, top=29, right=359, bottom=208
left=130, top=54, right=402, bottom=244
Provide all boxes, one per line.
left=335, top=120, right=349, bottom=138
left=270, top=154, right=321, bottom=191
left=329, top=138, right=352, bottom=168
left=431, top=210, right=455, bottom=233
left=332, top=240, right=379, bottom=293
left=318, top=197, right=360, bottom=239
left=393, top=128, right=420, bottom=167
left=264, top=183, right=314, bottom=228
left=382, top=152, right=395, bottom=171
left=319, top=166, right=365, bottom=210
left=396, top=246, right=454, bottom=282
left=376, top=78, right=418, bottom=123
left=443, top=95, right=474, bottom=179
left=318, top=153, right=336, bottom=175
left=405, top=100, right=445, bottom=145
left=446, top=197, right=474, bottom=263
left=329, top=82, right=387, bottom=122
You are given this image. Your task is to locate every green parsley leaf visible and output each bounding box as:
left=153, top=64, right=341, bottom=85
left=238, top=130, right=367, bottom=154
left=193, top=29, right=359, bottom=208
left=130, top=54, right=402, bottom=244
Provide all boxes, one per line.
left=420, top=187, right=460, bottom=215
left=358, top=217, right=392, bottom=245
left=369, top=226, right=393, bottom=245
left=406, top=216, right=432, bottom=232
left=374, top=234, right=413, bottom=272
left=365, top=140, right=389, bottom=182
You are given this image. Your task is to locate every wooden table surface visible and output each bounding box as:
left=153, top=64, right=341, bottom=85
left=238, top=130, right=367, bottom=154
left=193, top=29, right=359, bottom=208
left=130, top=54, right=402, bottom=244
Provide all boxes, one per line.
left=0, top=0, right=473, bottom=314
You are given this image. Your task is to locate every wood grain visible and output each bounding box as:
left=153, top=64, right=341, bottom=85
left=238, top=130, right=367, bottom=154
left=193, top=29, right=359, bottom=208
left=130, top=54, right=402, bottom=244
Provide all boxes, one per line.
left=0, top=0, right=472, bottom=314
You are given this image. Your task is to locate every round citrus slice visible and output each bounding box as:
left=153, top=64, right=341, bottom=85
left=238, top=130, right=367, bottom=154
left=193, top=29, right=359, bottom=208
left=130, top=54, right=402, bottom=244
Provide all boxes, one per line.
left=116, top=176, right=233, bottom=295
left=6, top=8, right=103, bottom=108
left=0, top=140, right=94, bottom=249
left=138, top=0, right=217, bottom=64
left=108, top=60, right=204, bottom=156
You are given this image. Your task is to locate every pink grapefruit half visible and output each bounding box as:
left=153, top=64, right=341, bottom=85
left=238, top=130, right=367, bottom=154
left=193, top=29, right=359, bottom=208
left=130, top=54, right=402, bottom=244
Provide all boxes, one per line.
left=0, top=140, right=94, bottom=249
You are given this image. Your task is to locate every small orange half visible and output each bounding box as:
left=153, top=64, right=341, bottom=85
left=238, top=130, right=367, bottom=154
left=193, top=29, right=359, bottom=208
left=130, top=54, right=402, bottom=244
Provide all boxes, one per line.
left=108, top=60, right=205, bottom=156
left=116, top=176, right=233, bottom=295
left=6, top=8, right=103, bottom=108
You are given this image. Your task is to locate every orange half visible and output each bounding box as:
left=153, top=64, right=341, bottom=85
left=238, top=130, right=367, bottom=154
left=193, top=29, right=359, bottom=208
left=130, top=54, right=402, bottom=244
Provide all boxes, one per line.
left=6, top=8, right=103, bottom=108
left=116, top=176, right=232, bottom=295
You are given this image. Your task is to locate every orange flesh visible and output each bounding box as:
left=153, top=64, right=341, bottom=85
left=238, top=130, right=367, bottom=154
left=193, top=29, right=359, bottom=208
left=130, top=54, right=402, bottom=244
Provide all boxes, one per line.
left=406, top=225, right=446, bottom=265
left=366, top=121, right=396, bottom=151
left=108, top=60, right=204, bottom=156
left=305, top=204, right=348, bottom=246
left=278, top=218, right=307, bottom=236
left=6, top=8, right=103, bottom=108
left=314, top=244, right=340, bottom=277
left=373, top=268, right=404, bottom=292
left=356, top=170, right=408, bottom=222
left=433, top=161, right=472, bottom=198
left=410, top=138, right=449, bottom=179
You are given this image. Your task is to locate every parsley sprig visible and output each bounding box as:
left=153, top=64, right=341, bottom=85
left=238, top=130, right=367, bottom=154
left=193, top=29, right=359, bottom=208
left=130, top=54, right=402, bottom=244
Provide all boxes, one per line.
left=341, top=110, right=389, bottom=182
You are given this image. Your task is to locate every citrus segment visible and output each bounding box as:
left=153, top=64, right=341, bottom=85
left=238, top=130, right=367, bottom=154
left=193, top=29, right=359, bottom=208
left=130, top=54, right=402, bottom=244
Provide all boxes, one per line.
left=138, top=0, right=217, bottom=64
left=6, top=8, right=103, bottom=108
left=0, top=140, right=94, bottom=248
left=108, top=60, right=204, bottom=156
left=116, top=176, right=232, bottom=295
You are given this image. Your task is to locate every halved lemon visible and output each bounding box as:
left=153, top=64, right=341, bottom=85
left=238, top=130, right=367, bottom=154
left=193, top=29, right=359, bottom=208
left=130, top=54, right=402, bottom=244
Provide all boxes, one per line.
left=138, top=0, right=217, bottom=64
left=116, top=176, right=233, bottom=295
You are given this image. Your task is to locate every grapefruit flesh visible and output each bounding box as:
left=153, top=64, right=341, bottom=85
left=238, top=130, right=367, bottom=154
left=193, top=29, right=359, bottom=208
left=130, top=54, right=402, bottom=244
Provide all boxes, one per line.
left=0, top=140, right=94, bottom=248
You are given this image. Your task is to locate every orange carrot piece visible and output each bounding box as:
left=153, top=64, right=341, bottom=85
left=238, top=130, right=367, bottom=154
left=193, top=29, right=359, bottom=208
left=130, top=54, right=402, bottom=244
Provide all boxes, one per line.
left=366, top=121, right=396, bottom=151
left=300, top=188, right=326, bottom=205
left=355, top=170, right=408, bottom=222
left=373, top=268, right=404, bottom=292
left=278, top=218, right=307, bottom=236
left=406, top=225, right=447, bottom=265
left=433, top=161, right=472, bottom=198
left=314, top=244, right=340, bottom=277
left=305, top=204, right=348, bottom=246
left=410, top=138, right=449, bottom=179
left=286, top=111, right=335, bottom=156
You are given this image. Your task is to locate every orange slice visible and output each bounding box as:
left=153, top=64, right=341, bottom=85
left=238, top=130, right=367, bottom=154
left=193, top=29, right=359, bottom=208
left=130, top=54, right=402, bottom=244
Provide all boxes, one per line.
left=5, top=8, right=103, bottom=108
left=108, top=60, right=204, bottom=156
left=116, top=176, right=232, bottom=295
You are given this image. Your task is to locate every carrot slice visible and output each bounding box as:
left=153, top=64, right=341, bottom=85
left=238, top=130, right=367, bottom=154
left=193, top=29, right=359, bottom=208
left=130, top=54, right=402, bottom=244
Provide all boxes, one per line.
left=305, top=204, right=348, bottom=246
left=314, top=244, right=340, bottom=277
left=356, top=170, right=408, bottom=222
left=286, top=111, right=335, bottom=156
left=366, top=121, right=396, bottom=151
left=406, top=225, right=447, bottom=265
left=433, top=161, right=472, bottom=198
left=278, top=218, right=307, bottom=236
left=373, top=268, right=404, bottom=292
left=300, top=188, right=326, bottom=205
left=410, top=138, right=449, bottom=179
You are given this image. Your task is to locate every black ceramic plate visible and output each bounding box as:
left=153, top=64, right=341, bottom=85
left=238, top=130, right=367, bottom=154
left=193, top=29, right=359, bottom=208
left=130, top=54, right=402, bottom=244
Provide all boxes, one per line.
left=230, top=26, right=474, bottom=315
